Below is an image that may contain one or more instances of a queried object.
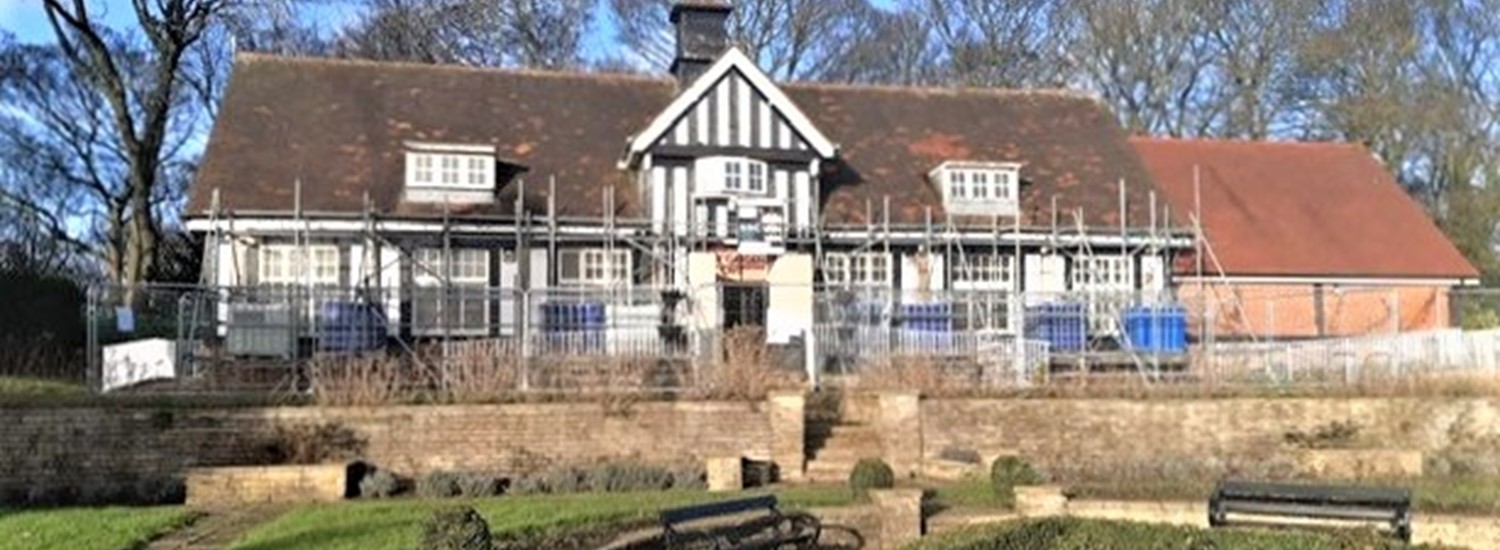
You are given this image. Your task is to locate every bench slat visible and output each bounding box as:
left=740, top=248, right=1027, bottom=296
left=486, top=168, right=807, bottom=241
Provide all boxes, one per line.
left=661, top=495, right=780, bottom=526
left=1215, top=481, right=1409, bottom=507
left=1218, top=501, right=1402, bottom=521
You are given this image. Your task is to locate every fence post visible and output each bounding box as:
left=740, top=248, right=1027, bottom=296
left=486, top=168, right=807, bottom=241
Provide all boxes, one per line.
left=519, top=289, right=531, bottom=392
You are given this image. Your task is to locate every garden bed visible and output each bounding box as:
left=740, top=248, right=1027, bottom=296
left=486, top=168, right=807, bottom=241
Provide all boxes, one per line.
left=905, top=517, right=1434, bottom=550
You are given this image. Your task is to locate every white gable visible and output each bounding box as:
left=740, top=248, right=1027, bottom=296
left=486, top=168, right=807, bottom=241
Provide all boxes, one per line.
left=622, top=48, right=837, bottom=168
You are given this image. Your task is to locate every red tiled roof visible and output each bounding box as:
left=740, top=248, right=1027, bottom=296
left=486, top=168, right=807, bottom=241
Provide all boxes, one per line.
left=188, top=54, right=1157, bottom=227
left=1132, top=137, right=1477, bottom=280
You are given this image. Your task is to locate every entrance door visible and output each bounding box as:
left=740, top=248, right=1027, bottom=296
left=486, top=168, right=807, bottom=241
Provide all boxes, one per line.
left=722, top=284, right=768, bottom=329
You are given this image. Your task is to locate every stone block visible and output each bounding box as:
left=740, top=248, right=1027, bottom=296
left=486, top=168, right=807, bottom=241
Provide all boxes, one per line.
left=870, top=488, right=923, bottom=549
left=186, top=464, right=346, bottom=508
left=769, top=391, right=806, bottom=482
left=921, top=458, right=983, bottom=482
left=1015, top=485, right=1068, bottom=517
left=706, top=457, right=743, bottom=492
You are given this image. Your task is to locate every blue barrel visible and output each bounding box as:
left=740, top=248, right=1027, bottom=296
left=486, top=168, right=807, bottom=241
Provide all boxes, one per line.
left=1122, top=305, right=1188, bottom=353
left=1027, top=303, right=1086, bottom=352
left=318, top=301, right=386, bottom=353
left=543, top=301, right=605, bottom=352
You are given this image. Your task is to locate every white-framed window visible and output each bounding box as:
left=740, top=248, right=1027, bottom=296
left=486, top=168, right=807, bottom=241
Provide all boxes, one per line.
left=695, top=156, right=770, bottom=195
left=559, top=249, right=631, bottom=286
left=1071, top=255, right=1135, bottom=335
left=822, top=252, right=890, bottom=287
left=406, top=151, right=495, bottom=190
left=1071, top=256, right=1133, bottom=290
left=953, top=254, right=1016, bottom=290
left=413, top=249, right=490, bottom=334
left=748, top=162, right=766, bottom=192
left=931, top=161, right=1021, bottom=215
left=259, top=245, right=340, bottom=286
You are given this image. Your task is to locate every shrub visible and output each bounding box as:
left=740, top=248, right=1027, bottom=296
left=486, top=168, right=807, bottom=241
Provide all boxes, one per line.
left=417, top=471, right=462, bottom=499
left=848, top=458, right=895, bottom=496
left=360, top=470, right=401, bottom=499
left=991, top=456, right=1043, bottom=507
left=419, top=505, right=493, bottom=550
left=1284, top=420, right=1361, bottom=449
left=510, top=463, right=706, bottom=495
left=456, top=472, right=504, bottom=498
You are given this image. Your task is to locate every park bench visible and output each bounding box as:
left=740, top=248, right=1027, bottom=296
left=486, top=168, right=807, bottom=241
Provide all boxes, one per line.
left=1208, top=480, right=1412, bottom=542
left=660, top=495, right=821, bottom=549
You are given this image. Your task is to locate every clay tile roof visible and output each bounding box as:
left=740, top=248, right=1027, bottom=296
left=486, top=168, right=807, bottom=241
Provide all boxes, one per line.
left=1132, top=137, right=1477, bottom=280
left=189, top=54, right=1158, bottom=228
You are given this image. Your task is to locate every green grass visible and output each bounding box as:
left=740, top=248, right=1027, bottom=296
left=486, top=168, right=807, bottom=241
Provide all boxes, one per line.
left=230, top=486, right=856, bottom=550
left=0, top=377, right=87, bottom=399
left=1065, top=475, right=1500, bottom=515
left=0, top=506, right=197, bottom=550
left=927, top=477, right=1008, bottom=510
left=904, top=517, right=1434, bottom=550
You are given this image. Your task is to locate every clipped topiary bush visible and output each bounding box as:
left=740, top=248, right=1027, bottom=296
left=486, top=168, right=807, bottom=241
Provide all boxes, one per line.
left=848, top=458, right=896, bottom=496
left=360, top=470, right=401, bottom=499
left=991, top=456, right=1043, bottom=507
left=420, top=505, right=493, bottom=550
left=417, top=471, right=462, bottom=499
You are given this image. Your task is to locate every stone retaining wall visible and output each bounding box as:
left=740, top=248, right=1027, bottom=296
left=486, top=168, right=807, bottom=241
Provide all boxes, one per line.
left=0, top=399, right=790, bottom=504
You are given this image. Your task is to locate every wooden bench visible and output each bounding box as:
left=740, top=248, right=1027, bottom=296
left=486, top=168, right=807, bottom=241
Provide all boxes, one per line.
left=1208, top=480, right=1412, bottom=542
left=660, top=495, right=821, bottom=549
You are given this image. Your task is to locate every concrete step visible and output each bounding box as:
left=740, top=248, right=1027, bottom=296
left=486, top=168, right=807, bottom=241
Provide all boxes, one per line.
left=807, top=445, right=883, bottom=463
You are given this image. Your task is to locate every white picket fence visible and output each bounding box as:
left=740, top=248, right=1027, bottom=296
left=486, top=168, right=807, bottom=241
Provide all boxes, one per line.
left=1211, top=329, right=1500, bottom=382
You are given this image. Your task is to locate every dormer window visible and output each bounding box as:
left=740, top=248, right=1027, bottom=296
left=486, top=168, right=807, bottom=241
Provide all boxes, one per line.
left=931, top=161, right=1021, bottom=216
left=695, top=156, right=768, bottom=196
left=405, top=142, right=497, bottom=204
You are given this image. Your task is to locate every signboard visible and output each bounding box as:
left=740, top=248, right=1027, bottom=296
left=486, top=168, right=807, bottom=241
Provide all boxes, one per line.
left=715, top=250, right=772, bottom=282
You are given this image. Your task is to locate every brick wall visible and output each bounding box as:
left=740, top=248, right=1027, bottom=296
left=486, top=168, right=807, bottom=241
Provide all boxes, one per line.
left=0, top=401, right=774, bottom=503
left=1177, top=282, right=1452, bottom=339
left=921, top=398, right=1500, bottom=477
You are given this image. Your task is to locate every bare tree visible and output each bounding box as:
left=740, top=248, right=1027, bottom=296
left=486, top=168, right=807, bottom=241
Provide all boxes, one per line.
left=31, top=0, right=229, bottom=290
left=1063, top=0, right=1218, bottom=137
left=918, top=0, right=1069, bottom=87
left=609, top=0, right=877, bottom=81
left=1201, top=0, right=1317, bottom=139
left=820, top=5, right=938, bottom=86
left=336, top=0, right=590, bottom=68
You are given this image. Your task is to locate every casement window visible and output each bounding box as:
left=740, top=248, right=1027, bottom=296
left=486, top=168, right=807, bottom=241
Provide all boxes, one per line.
left=1070, top=255, right=1135, bottom=334
left=822, top=252, right=890, bottom=287
left=412, top=249, right=490, bottom=335
left=259, top=245, right=340, bottom=286
left=931, top=161, right=1021, bottom=216
left=695, top=156, right=769, bottom=195
left=405, top=150, right=495, bottom=190
left=559, top=249, right=631, bottom=286
left=953, top=254, right=1016, bottom=291
left=1071, top=256, right=1133, bottom=290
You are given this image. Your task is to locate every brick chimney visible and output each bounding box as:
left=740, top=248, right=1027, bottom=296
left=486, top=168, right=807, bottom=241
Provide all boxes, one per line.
left=670, top=0, right=732, bottom=88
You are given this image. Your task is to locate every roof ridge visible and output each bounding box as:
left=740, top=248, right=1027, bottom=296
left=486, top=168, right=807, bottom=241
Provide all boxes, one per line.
left=234, top=51, right=675, bottom=85
left=1129, top=135, right=1363, bottom=149
left=782, top=79, right=1098, bottom=100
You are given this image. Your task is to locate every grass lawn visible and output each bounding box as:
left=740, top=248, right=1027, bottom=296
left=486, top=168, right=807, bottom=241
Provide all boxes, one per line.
left=230, top=486, right=857, bottom=550
left=1066, top=475, right=1500, bottom=515
left=0, top=377, right=87, bottom=399
left=905, top=517, right=1433, bottom=550
left=0, top=506, right=197, bottom=550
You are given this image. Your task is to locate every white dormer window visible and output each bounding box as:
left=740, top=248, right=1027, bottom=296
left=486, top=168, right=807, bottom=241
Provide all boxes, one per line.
left=404, top=142, right=497, bottom=204
left=695, top=156, right=769, bottom=196
left=931, top=161, right=1021, bottom=216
